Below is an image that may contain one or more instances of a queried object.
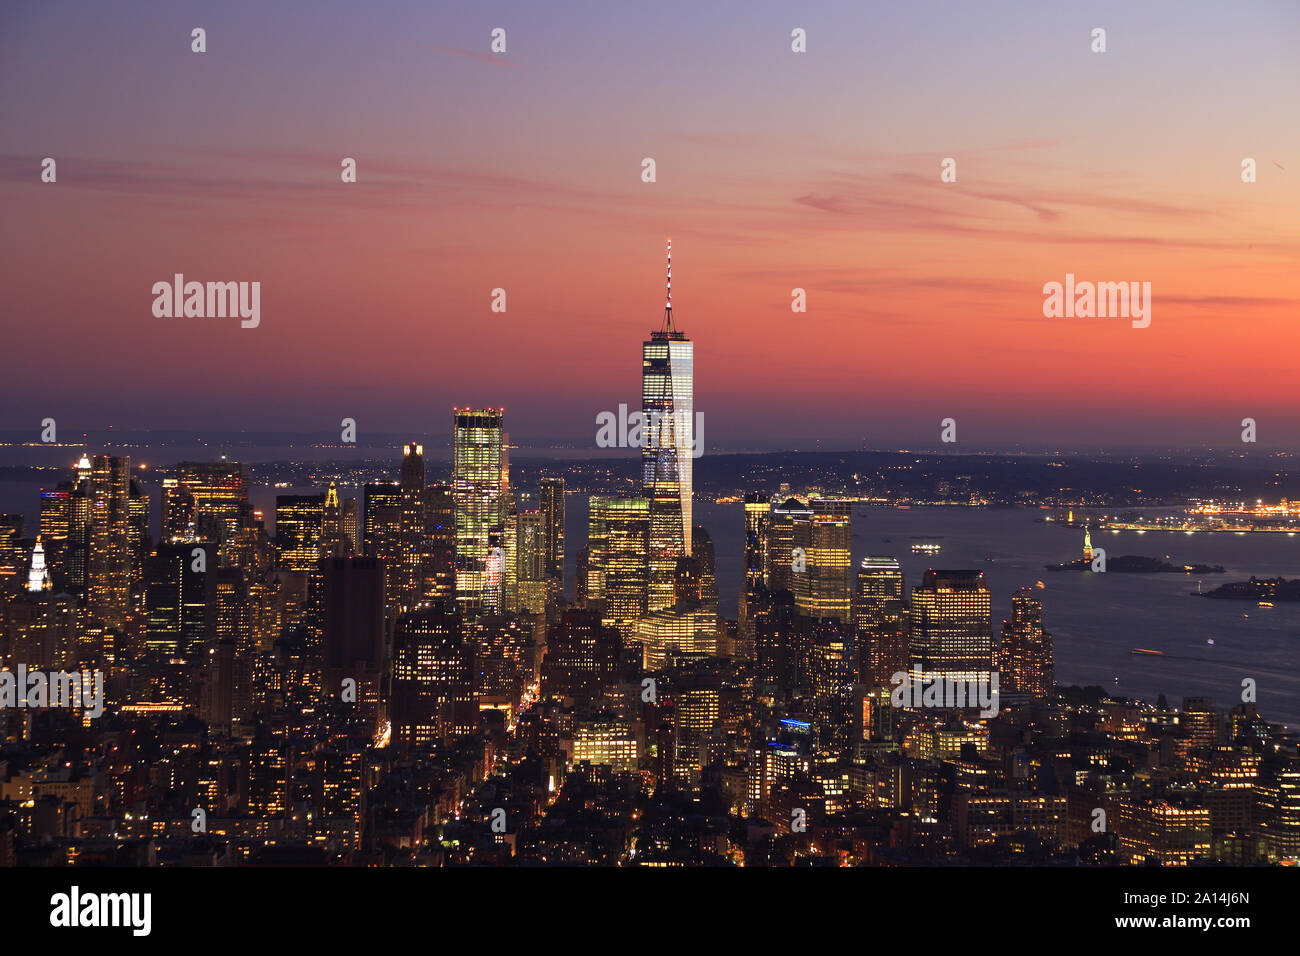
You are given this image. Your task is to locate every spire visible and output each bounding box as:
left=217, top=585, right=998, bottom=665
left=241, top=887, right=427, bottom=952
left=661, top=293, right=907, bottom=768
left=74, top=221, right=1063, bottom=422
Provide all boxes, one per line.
left=325, top=481, right=339, bottom=509
left=662, top=237, right=676, bottom=333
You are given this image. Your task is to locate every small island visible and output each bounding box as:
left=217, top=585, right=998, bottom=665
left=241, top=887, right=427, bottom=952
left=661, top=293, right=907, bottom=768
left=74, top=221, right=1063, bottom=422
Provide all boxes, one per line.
left=1046, top=527, right=1223, bottom=574
left=1195, top=577, right=1300, bottom=601
left=1046, top=555, right=1224, bottom=574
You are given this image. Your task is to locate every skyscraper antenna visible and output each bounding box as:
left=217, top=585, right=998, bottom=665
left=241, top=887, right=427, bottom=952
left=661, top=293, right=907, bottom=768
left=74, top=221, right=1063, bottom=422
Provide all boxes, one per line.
left=663, top=238, right=676, bottom=332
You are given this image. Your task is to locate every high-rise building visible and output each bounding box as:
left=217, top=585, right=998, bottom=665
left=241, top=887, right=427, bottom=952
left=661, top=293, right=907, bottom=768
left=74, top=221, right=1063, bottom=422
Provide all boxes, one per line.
left=1181, top=698, right=1221, bottom=750
left=423, top=483, right=456, bottom=604
left=765, top=497, right=811, bottom=594
left=321, top=556, right=387, bottom=727
left=910, top=570, right=993, bottom=683
left=539, top=608, right=622, bottom=705
left=209, top=567, right=253, bottom=721
left=275, top=494, right=325, bottom=572
left=160, top=477, right=195, bottom=542
left=691, top=525, right=718, bottom=613
left=453, top=408, right=506, bottom=615
left=792, top=499, right=852, bottom=623
left=670, top=670, right=722, bottom=790
left=999, top=587, right=1054, bottom=699
left=854, top=557, right=908, bottom=686
left=68, top=456, right=93, bottom=592
left=513, top=509, right=548, bottom=614
left=87, top=454, right=132, bottom=630
left=399, top=441, right=427, bottom=610
left=128, top=478, right=150, bottom=597
left=0, top=514, right=22, bottom=584
left=1256, top=769, right=1300, bottom=861
left=173, top=460, right=250, bottom=556
left=586, top=496, right=650, bottom=634
left=37, top=488, right=73, bottom=588
left=807, top=617, right=857, bottom=750
left=342, top=497, right=361, bottom=557
left=752, top=588, right=799, bottom=692
left=364, top=481, right=403, bottom=615
left=144, top=543, right=209, bottom=655
left=575, top=546, right=590, bottom=608
left=391, top=603, right=476, bottom=749
left=468, top=615, right=531, bottom=722
left=539, top=477, right=565, bottom=604
left=321, top=481, right=345, bottom=558
left=631, top=604, right=716, bottom=669
left=737, top=492, right=771, bottom=656
left=642, top=240, right=694, bottom=612
left=27, top=539, right=50, bottom=593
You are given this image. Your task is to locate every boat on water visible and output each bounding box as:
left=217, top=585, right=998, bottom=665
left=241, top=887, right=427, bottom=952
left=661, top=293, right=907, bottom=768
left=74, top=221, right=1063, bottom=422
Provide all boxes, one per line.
left=1206, top=638, right=1216, bottom=645
left=911, top=542, right=941, bottom=554
left=1259, top=601, right=1274, bottom=609
left=1130, top=648, right=1164, bottom=656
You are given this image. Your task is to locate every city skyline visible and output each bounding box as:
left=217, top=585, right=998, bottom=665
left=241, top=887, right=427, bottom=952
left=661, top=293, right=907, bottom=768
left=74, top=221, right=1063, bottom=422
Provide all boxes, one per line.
left=4, top=1, right=1300, bottom=916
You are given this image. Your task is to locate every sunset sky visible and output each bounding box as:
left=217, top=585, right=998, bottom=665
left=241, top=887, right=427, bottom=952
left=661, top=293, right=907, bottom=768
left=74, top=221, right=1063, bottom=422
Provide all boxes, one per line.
left=2, top=0, right=1298, bottom=449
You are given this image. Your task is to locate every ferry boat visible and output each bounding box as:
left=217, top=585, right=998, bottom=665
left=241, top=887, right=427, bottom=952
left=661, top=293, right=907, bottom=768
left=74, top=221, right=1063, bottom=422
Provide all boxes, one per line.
left=1130, top=648, right=1164, bottom=656
left=1259, top=601, right=1275, bottom=609
left=911, top=542, right=941, bottom=555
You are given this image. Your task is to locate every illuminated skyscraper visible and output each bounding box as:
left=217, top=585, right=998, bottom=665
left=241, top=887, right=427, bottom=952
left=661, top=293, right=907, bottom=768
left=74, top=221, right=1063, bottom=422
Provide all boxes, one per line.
left=854, top=556, right=908, bottom=686
left=792, top=499, right=853, bottom=623
left=399, top=441, right=427, bottom=610
left=513, top=508, right=548, bottom=614
left=423, top=483, right=456, bottom=604
left=469, top=615, right=531, bottom=721
left=391, top=604, right=476, bottom=749
left=275, top=494, right=325, bottom=572
left=27, top=538, right=50, bottom=592
left=321, top=481, right=345, bottom=557
left=453, top=408, right=506, bottom=615
left=144, top=542, right=209, bottom=655
left=737, top=492, right=771, bottom=655
left=807, top=618, right=856, bottom=750
left=173, top=459, right=249, bottom=552
left=586, top=496, right=650, bottom=634
left=643, top=240, right=693, bottom=612
left=539, top=477, right=565, bottom=604
left=342, top=497, right=361, bottom=556
left=160, top=478, right=195, bottom=542
left=87, top=455, right=132, bottom=629
left=0, top=514, right=21, bottom=583
left=632, top=604, right=716, bottom=669
left=670, top=670, right=722, bottom=790
left=910, top=570, right=993, bottom=683
left=363, top=481, right=402, bottom=612
left=765, top=497, right=811, bottom=594
left=999, top=587, right=1054, bottom=699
